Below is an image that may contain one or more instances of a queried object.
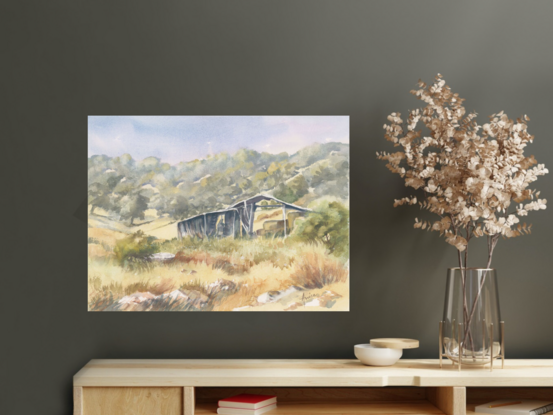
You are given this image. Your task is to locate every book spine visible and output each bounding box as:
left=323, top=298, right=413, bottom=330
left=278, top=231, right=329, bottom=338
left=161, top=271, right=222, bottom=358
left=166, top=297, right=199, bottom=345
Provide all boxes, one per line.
left=530, top=404, right=553, bottom=415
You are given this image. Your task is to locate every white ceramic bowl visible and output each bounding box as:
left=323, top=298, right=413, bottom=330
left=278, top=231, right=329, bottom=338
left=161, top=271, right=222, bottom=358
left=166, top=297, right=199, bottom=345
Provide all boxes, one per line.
left=354, top=344, right=403, bottom=366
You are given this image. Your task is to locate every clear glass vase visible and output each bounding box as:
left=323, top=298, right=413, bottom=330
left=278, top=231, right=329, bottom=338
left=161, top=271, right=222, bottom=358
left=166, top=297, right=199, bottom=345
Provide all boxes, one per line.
left=441, top=268, right=504, bottom=366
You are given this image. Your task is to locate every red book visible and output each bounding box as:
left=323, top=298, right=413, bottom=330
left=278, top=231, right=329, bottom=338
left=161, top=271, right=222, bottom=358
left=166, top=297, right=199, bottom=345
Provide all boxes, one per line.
left=218, top=394, right=277, bottom=410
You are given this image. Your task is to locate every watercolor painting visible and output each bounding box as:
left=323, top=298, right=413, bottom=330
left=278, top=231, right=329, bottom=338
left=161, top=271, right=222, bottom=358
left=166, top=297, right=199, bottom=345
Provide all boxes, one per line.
left=88, top=116, right=349, bottom=311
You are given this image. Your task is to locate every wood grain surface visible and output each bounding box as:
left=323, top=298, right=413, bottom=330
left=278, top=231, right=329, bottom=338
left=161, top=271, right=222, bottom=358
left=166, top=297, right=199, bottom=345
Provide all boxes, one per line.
left=82, top=387, right=182, bottom=415
left=73, top=359, right=553, bottom=387
left=427, top=387, right=466, bottom=415
left=73, top=387, right=83, bottom=415
left=370, top=339, right=420, bottom=349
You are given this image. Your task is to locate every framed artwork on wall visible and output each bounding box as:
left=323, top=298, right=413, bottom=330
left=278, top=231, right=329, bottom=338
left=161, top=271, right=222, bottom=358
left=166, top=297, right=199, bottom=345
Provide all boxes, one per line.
left=88, top=116, right=349, bottom=311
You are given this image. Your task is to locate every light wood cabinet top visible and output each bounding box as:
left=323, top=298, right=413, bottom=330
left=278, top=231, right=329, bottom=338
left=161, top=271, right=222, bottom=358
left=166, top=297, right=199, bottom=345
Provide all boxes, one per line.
left=73, top=359, right=553, bottom=387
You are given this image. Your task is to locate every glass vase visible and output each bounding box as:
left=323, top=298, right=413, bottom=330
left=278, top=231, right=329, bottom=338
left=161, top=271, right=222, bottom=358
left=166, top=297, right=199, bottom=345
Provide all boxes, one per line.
left=441, top=268, right=504, bottom=367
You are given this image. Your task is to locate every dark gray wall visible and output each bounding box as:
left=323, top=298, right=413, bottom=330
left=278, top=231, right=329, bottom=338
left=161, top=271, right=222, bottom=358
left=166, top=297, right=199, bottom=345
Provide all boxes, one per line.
left=2, top=1, right=553, bottom=414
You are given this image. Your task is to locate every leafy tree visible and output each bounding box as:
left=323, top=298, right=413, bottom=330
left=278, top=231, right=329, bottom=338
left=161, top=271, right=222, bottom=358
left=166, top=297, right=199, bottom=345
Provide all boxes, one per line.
left=87, top=142, right=349, bottom=223
left=138, top=156, right=161, bottom=171
left=293, top=200, right=349, bottom=257
left=252, top=171, right=269, bottom=187
left=273, top=175, right=309, bottom=204
left=311, top=165, right=335, bottom=187
left=288, top=174, right=309, bottom=200
left=265, top=161, right=296, bottom=189
left=273, top=183, right=296, bottom=203
left=112, top=176, right=136, bottom=197
left=120, top=192, right=149, bottom=225
left=107, top=175, right=124, bottom=190
left=88, top=183, right=110, bottom=215
left=169, top=196, right=192, bottom=219
left=88, top=175, right=123, bottom=215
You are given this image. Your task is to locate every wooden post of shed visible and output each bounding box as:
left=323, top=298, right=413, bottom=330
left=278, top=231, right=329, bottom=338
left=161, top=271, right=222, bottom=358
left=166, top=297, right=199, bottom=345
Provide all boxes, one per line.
left=239, top=208, right=243, bottom=237
left=203, top=214, right=207, bottom=237
left=282, top=205, right=287, bottom=237
left=249, top=203, right=256, bottom=236
left=244, top=200, right=248, bottom=236
left=232, top=210, right=235, bottom=239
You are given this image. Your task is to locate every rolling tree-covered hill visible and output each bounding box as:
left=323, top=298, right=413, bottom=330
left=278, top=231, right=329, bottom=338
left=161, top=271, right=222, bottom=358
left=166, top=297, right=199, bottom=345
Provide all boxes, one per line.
left=88, top=142, right=349, bottom=224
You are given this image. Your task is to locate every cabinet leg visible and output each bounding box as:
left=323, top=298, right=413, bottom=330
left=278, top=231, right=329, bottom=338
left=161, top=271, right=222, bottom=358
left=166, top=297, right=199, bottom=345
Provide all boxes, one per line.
left=427, top=386, right=466, bottom=415
left=74, top=387, right=83, bottom=415
left=184, top=387, right=195, bottom=415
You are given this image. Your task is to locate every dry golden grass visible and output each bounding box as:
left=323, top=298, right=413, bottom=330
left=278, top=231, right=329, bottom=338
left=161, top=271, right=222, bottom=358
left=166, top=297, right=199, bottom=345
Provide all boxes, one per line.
left=89, top=255, right=349, bottom=311
left=211, top=257, right=349, bottom=311
left=126, top=277, right=176, bottom=296
left=212, top=266, right=291, bottom=311
left=88, top=228, right=127, bottom=247
left=88, top=220, right=350, bottom=311
left=88, top=243, right=113, bottom=259
left=87, top=260, right=231, bottom=303
left=290, top=252, right=348, bottom=289
left=227, top=277, right=350, bottom=312
left=175, top=250, right=214, bottom=265
left=89, top=211, right=177, bottom=242
left=213, top=278, right=272, bottom=311
left=173, top=251, right=253, bottom=275
left=134, top=216, right=177, bottom=240
left=89, top=275, right=178, bottom=300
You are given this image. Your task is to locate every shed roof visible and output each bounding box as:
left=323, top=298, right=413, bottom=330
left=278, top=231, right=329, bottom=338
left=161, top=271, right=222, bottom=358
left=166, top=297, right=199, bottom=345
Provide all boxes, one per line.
left=177, top=194, right=310, bottom=225
left=177, top=208, right=237, bottom=224
left=228, top=194, right=311, bottom=212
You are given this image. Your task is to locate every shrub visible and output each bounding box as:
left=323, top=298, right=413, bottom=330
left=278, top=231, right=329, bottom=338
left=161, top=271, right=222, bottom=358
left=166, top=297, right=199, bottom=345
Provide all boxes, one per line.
left=293, top=200, right=349, bottom=258
left=113, top=230, right=159, bottom=268
left=212, top=256, right=253, bottom=275
left=290, top=252, right=348, bottom=289
left=123, top=277, right=175, bottom=296
left=179, top=278, right=209, bottom=295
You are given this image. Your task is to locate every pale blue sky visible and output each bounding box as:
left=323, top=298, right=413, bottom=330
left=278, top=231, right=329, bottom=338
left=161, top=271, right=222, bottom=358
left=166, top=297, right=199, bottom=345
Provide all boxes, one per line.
left=88, top=116, right=349, bottom=164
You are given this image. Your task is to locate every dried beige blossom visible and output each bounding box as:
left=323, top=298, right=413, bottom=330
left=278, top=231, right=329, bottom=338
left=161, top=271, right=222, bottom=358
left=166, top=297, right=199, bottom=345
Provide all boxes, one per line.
left=378, top=74, right=548, bottom=268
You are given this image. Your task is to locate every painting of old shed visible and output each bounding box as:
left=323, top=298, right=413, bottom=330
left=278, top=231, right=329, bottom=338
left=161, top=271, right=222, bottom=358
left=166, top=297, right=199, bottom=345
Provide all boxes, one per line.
left=88, top=116, right=349, bottom=312
left=177, top=195, right=310, bottom=239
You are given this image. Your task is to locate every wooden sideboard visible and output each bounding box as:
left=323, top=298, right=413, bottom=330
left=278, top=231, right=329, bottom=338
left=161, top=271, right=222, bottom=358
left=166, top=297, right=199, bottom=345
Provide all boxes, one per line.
left=73, top=359, right=553, bottom=415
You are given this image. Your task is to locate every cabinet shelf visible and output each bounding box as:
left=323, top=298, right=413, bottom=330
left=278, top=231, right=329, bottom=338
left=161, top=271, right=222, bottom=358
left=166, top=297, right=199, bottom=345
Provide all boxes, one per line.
left=196, top=401, right=445, bottom=414
left=72, top=359, right=553, bottom=415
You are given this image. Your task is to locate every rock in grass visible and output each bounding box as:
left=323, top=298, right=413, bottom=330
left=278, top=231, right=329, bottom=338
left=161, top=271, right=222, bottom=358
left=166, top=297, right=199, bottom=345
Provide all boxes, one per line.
left=180, top=289, right=208, bottom=308
left=305, top=290, right=342, bottom=308
left=111, top=291, right=156, bottom=311
left=257, top=286, right=302, bottom=304
left=109, top=289, right=207, bottom=311
left=157, top=290, right=189, bottom=302
left=149, top=252, right=175, bottom=262
left=119, top=292, right=156, bottom=304
left=207, top=278, right=236, bottom=295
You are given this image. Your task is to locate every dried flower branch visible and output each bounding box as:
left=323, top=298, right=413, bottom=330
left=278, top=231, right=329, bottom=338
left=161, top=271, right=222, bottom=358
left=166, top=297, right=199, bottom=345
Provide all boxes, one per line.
left=378, top=74, right=548, bottom=269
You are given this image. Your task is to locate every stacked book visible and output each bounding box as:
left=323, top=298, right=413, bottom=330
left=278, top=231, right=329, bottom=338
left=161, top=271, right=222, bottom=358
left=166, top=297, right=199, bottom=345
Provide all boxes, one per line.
left=475, top=400, right=553, bottom=415
left=217, top=394, right=277, bottom=415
